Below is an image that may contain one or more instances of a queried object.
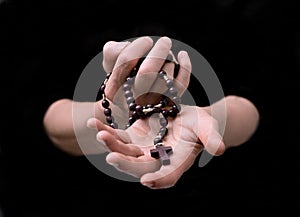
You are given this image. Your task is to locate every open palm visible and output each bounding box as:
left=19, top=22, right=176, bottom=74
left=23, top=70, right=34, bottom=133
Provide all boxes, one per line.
left=87, top=103, right=226, bottom=189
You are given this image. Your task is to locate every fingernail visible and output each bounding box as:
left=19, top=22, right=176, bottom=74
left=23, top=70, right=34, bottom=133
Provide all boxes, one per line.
left=86, top=118, right=97, bottom=129
left=108, top=162, right=119, bottom=168
left=178, top=50, right=188, bottom=58
left=116, top=41, right=130, bottom=49
left=141, top=182, right=154, bottom=188
left=96, top=132, right=106, bottom=145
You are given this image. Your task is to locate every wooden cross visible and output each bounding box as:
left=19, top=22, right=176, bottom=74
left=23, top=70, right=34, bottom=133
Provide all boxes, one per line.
left=150, top=144, right=173, bottom=165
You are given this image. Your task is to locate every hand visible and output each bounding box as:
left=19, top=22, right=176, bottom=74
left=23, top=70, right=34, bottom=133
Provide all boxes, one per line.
left=97, top=36, right=191, bottom=126
left=87, top=103, right=226, bottom=189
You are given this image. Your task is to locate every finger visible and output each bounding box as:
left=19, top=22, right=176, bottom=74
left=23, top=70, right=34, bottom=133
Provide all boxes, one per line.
left=195, top=109, right=226, bottom=156
left=87, top=117, right=131, bottom=143
left=134, top=37, right=172, bottom=99
left=106, top=152, right=160, bottom=178
left=97, top=131, right=144, bottom=157
left=174, top=51, right=192, bottom=97
left=102, top=41, right=131, bottom=73
left=105, top=36, right=153, bottom=100
left=148, top=61, right=175, bottom=99
left=86, top=117, right=115, bottom=135
left=140, top=141, right=203, bottom=189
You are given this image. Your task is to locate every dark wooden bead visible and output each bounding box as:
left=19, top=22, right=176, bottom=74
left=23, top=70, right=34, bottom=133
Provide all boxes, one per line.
left=125, top=90, right=133, bottom=98
left=163, top=98, right=171, bottom=105
left=158, top=70, right=167, bottom=78
left=131, top=111, right=139, bottom=119
left=110, top=122, right=118, bottom=129
left=154, top=137, right=163, bottom=145
left=162, top=110, right=169, bottom=117
left=106, top=72, right=112, bottom=79
left=159, top=127, right=168, bottom=137
left=102, top=99, right=110, bottom=108
left=172, top=96, right=181, bottom=104
left=130, top=68, right=138, bottom=77
left=172, top=104, right=180, bottom=113
left=152, top=107, right=161, bottom=114
left=123, top=83, right=131, bottom=91
left=126, top=77, right=134, bottom=85
left=100, top=84, right=106, bottom=94
left=128, top=116, right=136, bottom=125
left=135, top=105, right=143, bottom=114
left=126, top=96, right=134, bottom=104
left=106, top=116, right=114, bottom=124
left=168, top=109, right=177, bottom=117
left=168, top=87, right=178, bottom=96
left=159, top=117, right=168, bottom=127
left=159, top=100, right=166, bottom=107
left=104, top=108, right=111, bottom=116
left=129, top=102, right=136, bottom=111
left=166, top=79, right=174, bottom=88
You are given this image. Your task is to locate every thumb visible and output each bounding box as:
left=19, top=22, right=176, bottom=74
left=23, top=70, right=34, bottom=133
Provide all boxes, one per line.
left=195, top=108, right=226, bottom=156
left=202, top=130, right=226, bottom=156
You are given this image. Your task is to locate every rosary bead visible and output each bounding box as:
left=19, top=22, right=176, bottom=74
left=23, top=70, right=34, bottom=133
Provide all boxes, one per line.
left=159, top=116, right=168, bottom=127
left=106, top=72, right=112, bottom=79
left=99, top=84, right=106, bottom=94
left=152, top=107, right=161, bottom=113
left=123, top=83, right=131, bottom=91
left=126, top=96, right=134, bottom=104
left=110, top=122, right=118, bottom=129
left=168, top=109, right=177, bottom=117
left=124, top=90, right=133, bottom=98
left=130, top=68, right=138, bottom=77
left=172, top=96, right=181, bottom=105
left=159, top=127, right=168, bottom=137
left=126, top=77, right=134, bottom=85
left=159, top=100, right=166, bottom=107
left=154, top=136, right=163, bottom=145
left=130, top=111, right=139, bottom=119
left=172, top=104, right=180, bottom=113
left=166, top=79, right=174, bottom=88
left=102, top=99, right=110, bottom=108
left=128, top=116, right=136, bottom=125
left=135, top=105, right=143, bottom=114
left=104, top=108, right=112, bottom=116
left=168, top=87, right=178, bottom=96
left=128, top=102, right=136, bottom=111
left=106, top=116, right=114, bottom=124
left=158, top=70, right=167, bottom=78
left=162, top=110, right=169, bottom=117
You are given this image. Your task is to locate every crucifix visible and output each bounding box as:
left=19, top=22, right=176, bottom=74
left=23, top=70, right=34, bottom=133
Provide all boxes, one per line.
left=150, top=143, right=173, bottom=165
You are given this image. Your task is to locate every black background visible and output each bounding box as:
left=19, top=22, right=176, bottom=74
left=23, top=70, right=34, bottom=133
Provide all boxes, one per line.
left=1, top=0, right=299, bottom=216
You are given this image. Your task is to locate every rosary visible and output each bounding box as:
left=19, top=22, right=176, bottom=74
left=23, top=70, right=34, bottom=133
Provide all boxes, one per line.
left=99, top=57, right=181, bottom=165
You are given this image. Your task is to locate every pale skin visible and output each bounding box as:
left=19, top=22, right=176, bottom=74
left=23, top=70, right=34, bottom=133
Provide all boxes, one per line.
left=43, top=36, right=260, bottom=189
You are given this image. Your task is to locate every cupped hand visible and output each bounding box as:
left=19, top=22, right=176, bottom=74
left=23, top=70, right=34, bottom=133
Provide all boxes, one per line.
left=98, top=36, right=191, bottom=126
left=87, top=104, right=226, bottom=189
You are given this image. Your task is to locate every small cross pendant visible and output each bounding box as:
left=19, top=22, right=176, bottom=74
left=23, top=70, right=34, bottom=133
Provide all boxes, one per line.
left=150, top=144, right=173, bottom=165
